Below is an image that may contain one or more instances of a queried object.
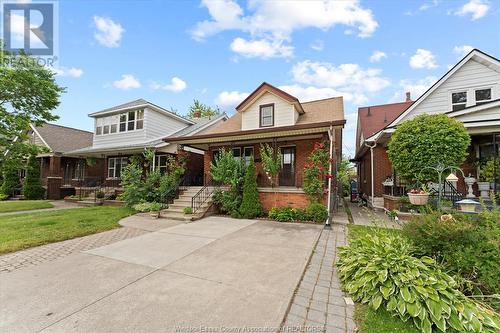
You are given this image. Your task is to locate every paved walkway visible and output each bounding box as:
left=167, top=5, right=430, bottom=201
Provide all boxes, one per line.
left=0, top=200, right=82, bottom=217
left=349, top=202, right=400, bottom=228
left=282, top=222, right=356, bottom=333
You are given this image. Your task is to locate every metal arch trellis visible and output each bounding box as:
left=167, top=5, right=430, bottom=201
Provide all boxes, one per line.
left=417, top=163, right=466, bottom=210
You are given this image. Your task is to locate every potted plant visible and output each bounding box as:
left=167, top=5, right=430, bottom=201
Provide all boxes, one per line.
left=149, top=202, right=164, bottom=219
left=407, top=186, right=429, bottom=205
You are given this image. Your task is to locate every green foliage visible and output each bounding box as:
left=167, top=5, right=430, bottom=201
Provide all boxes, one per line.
left=303, top=142, right=330, bottom=203
left=337, top=229, right=500, bottom=333
left=1, top=163, right=19, bottom=197
left=85, top=157, right=97, bottom=167
left=306, top=202, right=328, bottom=222
left=95, top=191, right=105, bottom=199
left=388, top=114, right=470, bottom=183
left=187, top=99, right=220, bottom=119
left=267, top=204, right=326, bottom=223
left=210, top=149, right=245, bottom=217
left=402, top=211, right=500, bottom=300
left=239, top=158, right=263, bottom=218
left=480, top=158, right=500, bottom=183
left=183, top=206, right=193, bottom=214
left=120, top=161, right=144, bottom=207
left=0, top=50, right=64, bottom=163
left=260, top=143, right=282, bottom=186
left=23, top=155, right=45, bottom=199
left=337, top=155, right=353, bottom=197
left=132, top=202, right=165, bottom=212
left=355, top=303, right=420, bottom=333
left=0, top=193, right=8, bottom=201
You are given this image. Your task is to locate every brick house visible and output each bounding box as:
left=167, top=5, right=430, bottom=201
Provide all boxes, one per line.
left=165, top=82, right=345, bottom=213
left=353, top=49, right=500, bottom=207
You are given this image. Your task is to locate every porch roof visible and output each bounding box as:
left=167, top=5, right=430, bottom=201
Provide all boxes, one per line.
left=164, top=120, right=344, bottom=150
left=65, top=138, right=176, bottom=157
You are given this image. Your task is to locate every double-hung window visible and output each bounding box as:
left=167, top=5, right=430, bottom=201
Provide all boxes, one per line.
left=260, top=104, right=274, bottom=127
left=95, top=118, right=103, bottom=135
left=475, top=88, right=491, bottom=105
left=119, top=114, right=127, bottom=132
left=232, top=147, right=241, bottom=161
left=451, top=91, right=467, bottom=111
left=243, top=146, right=254, bottom=165
left=108, top=157, right=128, bottom=178
left=155, top=155, right=169, bottom=174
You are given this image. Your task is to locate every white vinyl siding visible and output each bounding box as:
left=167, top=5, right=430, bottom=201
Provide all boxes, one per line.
left=92, top=107, right=189, bottom=148
left=400, top=59, right=500, bottom=122
left=241, top=92, right=296, bottom=130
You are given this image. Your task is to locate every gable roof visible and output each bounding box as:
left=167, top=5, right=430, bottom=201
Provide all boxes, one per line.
left=166, top=113, right=228, bottom=138
left=31, top=123, right=93, bottom=154
left=235, top=82, right=305, bottom=114
left=89, top=98, right=194, bottom=125
left=387, top=49, right=500, bottom=128
left=168, top=95, right=344, bottom=141
left=357, top=101, right=413, bottom=144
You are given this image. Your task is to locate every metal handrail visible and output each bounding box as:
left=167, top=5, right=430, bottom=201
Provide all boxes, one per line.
left=428, top=180, right=463, bottom=206
left=191, top=179, right=221, bottom=213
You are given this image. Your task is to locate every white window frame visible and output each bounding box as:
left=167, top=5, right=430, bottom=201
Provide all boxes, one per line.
left=451, top=91, right=467, bottom=111
left=243, top=146, right=254, bottom=165
left=107, top=157, right=128, bottom=179
left=154, top=154, right=169, bottom=174
left=474, top=87, right=492, bottom=105
left=96, top=109, right=145, bottom=136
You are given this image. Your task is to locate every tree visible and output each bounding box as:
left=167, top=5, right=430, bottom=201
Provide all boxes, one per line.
left=337, top=156, right=353, bottom=197
left=0, top=49, right=65, bottom=162
left=23, top=154, right=45, bottom=199
left=303, top=142, right=330, bottom=203
left=187, top=99, right=220, bottom=119
left=388, top=114, right=470, bottom=183
left=260, top=143, right=282, bottom=207
left=239, top=157, right=263, bottom=218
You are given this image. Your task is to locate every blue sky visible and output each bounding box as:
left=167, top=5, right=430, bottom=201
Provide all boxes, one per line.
left=42, top=0, right=500, bottom=156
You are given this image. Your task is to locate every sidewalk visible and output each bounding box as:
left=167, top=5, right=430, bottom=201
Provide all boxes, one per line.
left=348, top=201, right=400, bottom=228
left=282, top=219, right=356, bottom=333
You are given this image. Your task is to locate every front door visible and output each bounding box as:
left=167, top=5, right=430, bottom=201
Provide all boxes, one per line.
left=279, top=147, right=295, bottom=186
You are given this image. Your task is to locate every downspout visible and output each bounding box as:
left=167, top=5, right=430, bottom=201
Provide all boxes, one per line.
left=326, top=126, right=334, bottom=228
left=364, top=140, right=377, bottom=208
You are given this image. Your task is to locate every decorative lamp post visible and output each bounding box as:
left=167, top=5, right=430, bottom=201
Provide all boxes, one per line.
left=418, top=163, right=466, bottom=210
left=456, top=199, right=480, bottom=213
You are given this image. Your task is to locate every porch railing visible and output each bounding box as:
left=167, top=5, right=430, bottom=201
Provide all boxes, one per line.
left=191, top=179, right=221, bottom=213
left=428, top=180, right=464, bottom=207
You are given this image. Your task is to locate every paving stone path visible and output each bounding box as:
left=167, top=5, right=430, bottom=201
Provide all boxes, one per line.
left=283, top=223, right=356, bottom=333
left=0, top=227, right=148, bottom=274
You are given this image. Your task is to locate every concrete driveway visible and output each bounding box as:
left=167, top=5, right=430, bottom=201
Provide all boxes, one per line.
left=0, top=216, right=322, bottom=332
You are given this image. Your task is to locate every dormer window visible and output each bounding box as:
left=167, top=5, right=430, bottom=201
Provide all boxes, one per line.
left=475, top=88, right=491, bottom=105
left=451, top=91, right=467, bottom=111
left=260, top=104, right=274, bottom=127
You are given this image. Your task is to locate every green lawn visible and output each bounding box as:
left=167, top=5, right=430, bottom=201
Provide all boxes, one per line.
left=347, top=224, right=418, bottom=333
left=0, top=200, right=54, bottom=213
left=0, top=206, right=135, bottom=254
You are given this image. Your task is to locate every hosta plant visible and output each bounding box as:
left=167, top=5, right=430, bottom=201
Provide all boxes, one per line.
left=337, top=230, right=499, bottom=333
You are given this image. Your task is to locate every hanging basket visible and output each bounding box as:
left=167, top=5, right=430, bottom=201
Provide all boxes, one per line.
left=407, top=193, right=429, bottom=205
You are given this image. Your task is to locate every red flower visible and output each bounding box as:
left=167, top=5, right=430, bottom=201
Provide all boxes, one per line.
left=325, top=174, right=333, bottom=179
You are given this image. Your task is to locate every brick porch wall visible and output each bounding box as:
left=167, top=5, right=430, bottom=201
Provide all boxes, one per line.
left=258, top=190, right=327, bottom=212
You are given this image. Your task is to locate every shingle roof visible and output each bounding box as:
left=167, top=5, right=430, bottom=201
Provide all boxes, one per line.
left=33, top=123, right=93, bottom=154
left=195, top=96, right=345, bottom=136
left=89, top=98, right=148, bottom=115
left=356, top=101, right=413, bottom=149
left=167, top=114, right=227, bottom=138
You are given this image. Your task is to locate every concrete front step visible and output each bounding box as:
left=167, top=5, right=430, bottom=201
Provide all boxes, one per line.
left=159, top=210, right=203, bottom=222
left=169, top=202, right=211, bottom=210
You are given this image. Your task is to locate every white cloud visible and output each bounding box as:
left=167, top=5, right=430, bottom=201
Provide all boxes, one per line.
left=409, top=49, right=438, bottom=69
left=369, top=50, right=387, bottom=63
left=52, top=67, right=84, bottom=78
left=191, top=0, right=378, bottom=58
left=112, top=74, right=141, bottom=90
left=278, top=84, right=365, bottom=105
left=151, top=77, right=187, bottom=93
left=291, top=60, right=390, bottom=100
left=454, top=0, right=490, bottom=20
left=405, top=0, right=440, bottom=15
left=390, top=76, right=437, bottom=102
left=310, top=40, right=324, bottom=51
left=453, top=45, right=474, bottom=58
left=93, top=16, right=124, bottom=48
left=216, top=91, right=250, bottom=109
left=230, top=37, right=293, bottom=59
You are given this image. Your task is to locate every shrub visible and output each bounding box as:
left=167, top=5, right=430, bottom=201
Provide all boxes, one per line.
left=388, top=114, right=470, bottom=183
left=23, top=155, right=45, bottom=200
left=268, top=206, right=310, bottom=222
left=303, top=142, right=330, bottom=203
left=132, top=202, right=165, bottom=212
left=0, top=193, right=8, bottom=201
left=306, top=202, right=328, bottom=222
left=95, top=191, right=105, bottom=199
left=239, top=158, right=263, bottom=218
left=337, top=229, right=499, bottom=333
left=402, top=211, right=500, bottom=299
left=183, top=207, right=193, bottom=214
left=1, top=164, right=19, bottom=197
left=120, top=161, right=144, bottom=207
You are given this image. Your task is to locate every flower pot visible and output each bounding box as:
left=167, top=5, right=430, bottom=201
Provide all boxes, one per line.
left=477, top=182, right=490, bottom=199
left=407, top=193, right=429, bottom=205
